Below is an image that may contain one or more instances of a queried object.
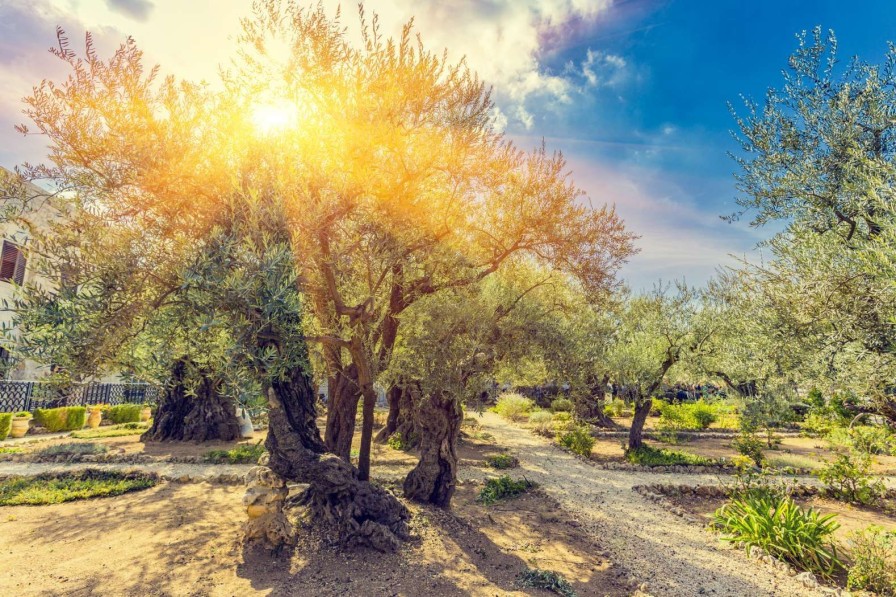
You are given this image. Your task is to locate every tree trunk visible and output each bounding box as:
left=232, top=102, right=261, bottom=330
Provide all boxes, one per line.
left=574, top=393, right=617, bottom=428
left=628, top=398, right=653, bottom=450
left=374, top=385, right=402, bottom=443
left=324, top=362, right=361, bottom=461
left=374, top=383, right=420, bottom=446
left=265, top=364, right=410, bottom=551
left=403, top=391, right=461, bottom=507
left=142, top=361, right=241, bottom=443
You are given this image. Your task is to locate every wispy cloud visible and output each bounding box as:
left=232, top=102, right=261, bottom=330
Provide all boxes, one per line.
left=106, top=0, right=154, bottom=22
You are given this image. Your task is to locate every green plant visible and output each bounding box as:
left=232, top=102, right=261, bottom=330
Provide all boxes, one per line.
left=846, top=526, right=896, bottom=595
left=0, top=413, right=11, bottom=441
left=477, top=475, right=535, bottom=505
left=106, top=404, right=142, bottom=425
left=625, top=444, right=717, bottom=467
left=71, top=422, right=149, bottom=439
left=13, top=411, right=32, bottom=419
left=713, top=494, right=843, bottom=578
left=0, top=469, right=157, bottom=505
left=38, top=442, right=108, bottom=457
left=203, top=442, right=266, bottom=464
left=33, top=406, right=87, bottom=432
left=551, top=411, right=575, bottom=433
left=528, top=410, right=553, bottom=434
left=732, top=430, right=765, bottom=467
left=492, top=393, right=535, bottom=421
left=725, top=461, right=791, bottom=502
left=550, top=398, right=573, bottom=413
left=485, top=453, right=519, bottom=469
left=828, top=426, right=895, bottom=456
left=517, top=568, right=577, bottom=597
left=386, top=432, right=411, bottom=450
left=0, top=447, right=23, bottom=455
left=690, top=401, right=718, bottom=429
left=815, top=450, right=886, bottom=506
left=557, top=425, right=594, bottom=457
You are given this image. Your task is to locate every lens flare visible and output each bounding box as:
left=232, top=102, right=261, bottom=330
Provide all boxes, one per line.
left=249, top=99, right=299, bottom=134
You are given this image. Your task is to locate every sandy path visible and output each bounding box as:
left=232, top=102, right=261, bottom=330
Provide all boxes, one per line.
left=468, top=412, right=826, bottom=597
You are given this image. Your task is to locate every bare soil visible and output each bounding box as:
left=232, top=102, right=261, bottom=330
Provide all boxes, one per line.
left=0, top=436, right=629, bottom=597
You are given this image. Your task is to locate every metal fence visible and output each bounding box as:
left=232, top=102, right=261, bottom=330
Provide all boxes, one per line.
left=0, top=381, right=162, bottom=413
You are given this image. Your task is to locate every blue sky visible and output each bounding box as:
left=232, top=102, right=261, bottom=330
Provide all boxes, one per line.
left=1, top=0, right=895, bottom=288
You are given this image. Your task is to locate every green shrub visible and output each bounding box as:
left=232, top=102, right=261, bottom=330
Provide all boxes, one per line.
left=38, top=442, right=108, bottom=457
left=550, top=398, right=573, bottom=413
left=732, top=430, right=765, bottom=467
left=657, top=400, right=718, bottom=434
left=713, top=494, right=843, bottom=578
left=486, top=453, right=519, bottom=469
left=557, top=426, right=594, bottom=457
left=203, top=442, right=266, bottom=464
left=626, top=444, right=717, bottom=467
left=14, top=411, right=32, bottom=418
left=0, top=469, right=157, bottom=505
left=528, top=410, right=553, bottom=434
left=0, top=413, right=11, bottom=441
left=846, top=526, right=896, bottom=595
left=477, top=475, right=535, bottom=505
left=690, top=401, right=718, bottom=429
left=551, top=411, right=575, bottom=434
left=517, top=568, right=576, bottom=597
left=493, top=393, right=535, bottom=421
left=815, top=451, right=886, bottom=506
left=603, top=398, right=631, bottom=418
left=386, top=432, right=411, bottom=450
left=828, top=426, right=895, bottom=456
left=71, top=422, right=149, bottom=439
left=33, top=406, right=87, bottom=432
left=106, top=404, right=142, bottom=425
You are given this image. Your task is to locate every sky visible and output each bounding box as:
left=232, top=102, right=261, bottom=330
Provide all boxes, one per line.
left=1, top=0, right=895, bottom=289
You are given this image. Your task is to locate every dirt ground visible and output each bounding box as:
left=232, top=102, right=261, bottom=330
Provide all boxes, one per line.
left=0, top=437, right=629, bottom=597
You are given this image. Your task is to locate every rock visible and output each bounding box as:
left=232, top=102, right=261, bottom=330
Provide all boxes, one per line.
left=242, top=465, right=295, bottom=550
left=795, top=571, right=817, bottom=588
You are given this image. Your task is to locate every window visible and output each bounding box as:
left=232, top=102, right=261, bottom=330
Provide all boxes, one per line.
left=0, top=241, right=26, bottom=285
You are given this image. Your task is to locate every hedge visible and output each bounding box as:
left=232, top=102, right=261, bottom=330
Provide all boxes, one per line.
left=0, top=413, right=11, bottom=440
left=33, top=406, right=87, bottom=432
left=106, top=404, right=142, bottom=425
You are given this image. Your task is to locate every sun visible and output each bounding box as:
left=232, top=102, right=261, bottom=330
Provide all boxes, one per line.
left=249, top=98, right=299, bottom=135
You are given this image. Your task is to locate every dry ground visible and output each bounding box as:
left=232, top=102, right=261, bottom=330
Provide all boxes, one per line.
left=0, top=433, right=630, bottom=597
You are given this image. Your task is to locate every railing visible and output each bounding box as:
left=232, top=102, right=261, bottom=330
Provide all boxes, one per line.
left=0, top=381, right=162, bottom=413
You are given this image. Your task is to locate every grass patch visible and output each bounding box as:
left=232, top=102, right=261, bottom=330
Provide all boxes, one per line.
left=0, top=469, right=158, bottom=506
left=517, top=568, right=577, bottom=597
left=71, top=422, right=148, bottom=439
left=203, top=442, right=266, bottom=464
left=37, top=442, right=108, bottom=457
left=0, top=447, right=23, bottom=455
left=625, top=444, right=719, bottom=467
left=485, top=453, right=519, bottom=469
left=477, top=475, right=535, bottom=505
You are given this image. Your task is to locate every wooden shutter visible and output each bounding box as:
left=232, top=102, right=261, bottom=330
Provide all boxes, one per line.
left=0, top=241, right=19, bottom=282
left=13, top=249, right=26, bottom=285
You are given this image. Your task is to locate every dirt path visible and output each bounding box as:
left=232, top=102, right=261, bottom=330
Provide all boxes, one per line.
left=468, top=412, right=826, bottom=597
left=0, top=460, right=252, bottom=482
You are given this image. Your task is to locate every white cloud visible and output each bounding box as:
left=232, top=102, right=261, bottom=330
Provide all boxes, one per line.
left=580, top=49, right=627, bottom=88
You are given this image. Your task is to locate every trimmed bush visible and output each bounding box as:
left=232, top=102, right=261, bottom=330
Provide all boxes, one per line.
left=493, top=393, right=535, bottom=421
left=0, top=413, right=11, bottom=441
left=33, top=406, right=87, bottom=432
left=477, top=475, right=535, bottom=505
left=657, top=400, right=718, bottom=433
left=846, top=526, right=896, bottom=595
left=626, top=444, right=717, bottom=467
left=713, top=495, right=843, bottom=579
left=106, top=404, right=142, bottom=425
left=550, top=398, right=573, bottom=413
left=528, top=410, right=553, bottom=434
left=557, top=425, right=594, bottom=457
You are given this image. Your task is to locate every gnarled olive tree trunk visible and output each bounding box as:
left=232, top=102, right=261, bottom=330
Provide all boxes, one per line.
left=324, top=362, right=361, bottom=461
left=374, top=383, right=420, bottom=448
left=266, top=364, right=410, bottom=551
left=627, top=398, right=652, bottom=450
left=142, top=360, right=241, bottom=442
left=403, top=391, right=461, bottom=507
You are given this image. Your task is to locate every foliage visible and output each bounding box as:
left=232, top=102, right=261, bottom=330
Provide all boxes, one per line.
left=493, top=393, right=535, bottom=422
left=603, top=398, right=631, bottom=418
left=528, top=410, right=554, bottom=435
left=550, top=398, right=573, bottom=413
left=32, top=407, right=87, bottom=432
left=625, top=445, right=717, bottom=467
left=0, top=447, right=23, bottom=455
left=712, top=494, right=843, bottom=578
left=516, top=568, right=577, bottom=597
left=485, top=453, right=519, bottom=469
left=0, top=469, right=157, bottom=506
left=732, top=430, right=766, bottom=468
left=71, top=422, right=149, bottom=439
left=815, top=450, right=886, bottom=506
left=203, top=442, right=266, bottom=464
left=13, top=411, right=31, bottom=419
left=827, top=426, right=896, bottom=456
left=106, top=404, right=142, bottom=425
left=557, top=425, right=594, bottom=457
left=725, top=462, right=792, bottom=502
left=551, top=411, right=576, bottom=434
left=846, top=527, right=896, bottom=595
left=656, top=400, right=719, bottom=436
left=477, top=475, right=536, bottom=505
left=0, top=413, right=11, bottom=441
left=38, top=442, right=108, bottom=457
